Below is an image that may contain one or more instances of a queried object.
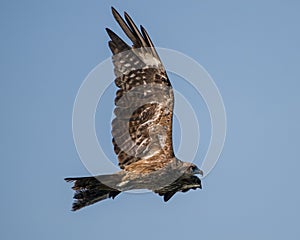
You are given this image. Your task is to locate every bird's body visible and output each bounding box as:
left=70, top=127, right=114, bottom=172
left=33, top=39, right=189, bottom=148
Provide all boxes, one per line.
left=65, top=7, right=203, bottom=211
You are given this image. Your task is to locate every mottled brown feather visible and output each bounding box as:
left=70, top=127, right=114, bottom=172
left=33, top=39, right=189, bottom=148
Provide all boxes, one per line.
left=107, top=8, right=175, bottom=170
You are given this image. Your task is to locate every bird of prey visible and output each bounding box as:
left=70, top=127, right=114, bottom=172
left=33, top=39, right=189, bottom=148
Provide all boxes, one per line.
left=65, top=7, right=203, bottom=211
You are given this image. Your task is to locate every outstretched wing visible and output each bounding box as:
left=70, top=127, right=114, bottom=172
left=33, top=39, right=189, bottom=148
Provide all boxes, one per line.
left=107, top=7, right=175, bottom=171
left=154, top=176, right=202, bottom=202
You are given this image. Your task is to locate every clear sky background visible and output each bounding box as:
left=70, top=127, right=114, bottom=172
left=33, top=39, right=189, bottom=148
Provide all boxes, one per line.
left=1, top=0, right=300, bottom=239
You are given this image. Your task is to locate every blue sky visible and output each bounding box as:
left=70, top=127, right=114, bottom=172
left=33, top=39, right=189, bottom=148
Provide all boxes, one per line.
left=1, top=0, right=300, bottom=239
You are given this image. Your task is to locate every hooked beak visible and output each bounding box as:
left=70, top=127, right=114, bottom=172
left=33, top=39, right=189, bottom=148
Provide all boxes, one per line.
left=193, top=167, right=204, bottom=176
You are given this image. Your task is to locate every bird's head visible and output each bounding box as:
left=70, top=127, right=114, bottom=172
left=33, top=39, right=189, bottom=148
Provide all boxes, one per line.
left=189, top=164, right=203, bottom=176
left=182, top=162, right=203, bottom=176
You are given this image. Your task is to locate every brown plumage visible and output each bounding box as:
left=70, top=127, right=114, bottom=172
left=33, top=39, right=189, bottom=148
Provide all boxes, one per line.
left=65, top=7, right=203, bottom=211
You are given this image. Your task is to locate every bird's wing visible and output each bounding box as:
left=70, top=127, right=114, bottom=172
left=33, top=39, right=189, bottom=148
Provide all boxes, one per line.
left=107, top=7, right=175, bottom=170
left=154, top=175, right=202, bottom=202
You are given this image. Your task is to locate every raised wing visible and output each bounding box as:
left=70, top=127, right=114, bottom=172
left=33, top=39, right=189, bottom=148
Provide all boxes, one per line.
left=107, top=7, right=175, bottom=170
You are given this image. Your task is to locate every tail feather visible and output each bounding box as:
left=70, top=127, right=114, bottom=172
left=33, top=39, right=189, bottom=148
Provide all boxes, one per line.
left=64, top=176, right=121, bottom=211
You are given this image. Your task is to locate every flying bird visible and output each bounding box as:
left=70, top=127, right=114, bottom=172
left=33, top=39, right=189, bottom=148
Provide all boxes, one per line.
left=65, top=7, right=203, bottom=211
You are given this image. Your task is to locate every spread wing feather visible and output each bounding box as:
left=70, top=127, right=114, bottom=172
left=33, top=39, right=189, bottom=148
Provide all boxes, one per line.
left=107, top=7, right=175, bottom=170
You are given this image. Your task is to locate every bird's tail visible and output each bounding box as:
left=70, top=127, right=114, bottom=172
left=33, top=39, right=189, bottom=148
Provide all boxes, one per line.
left=64, top=175, right=121, bottom=211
